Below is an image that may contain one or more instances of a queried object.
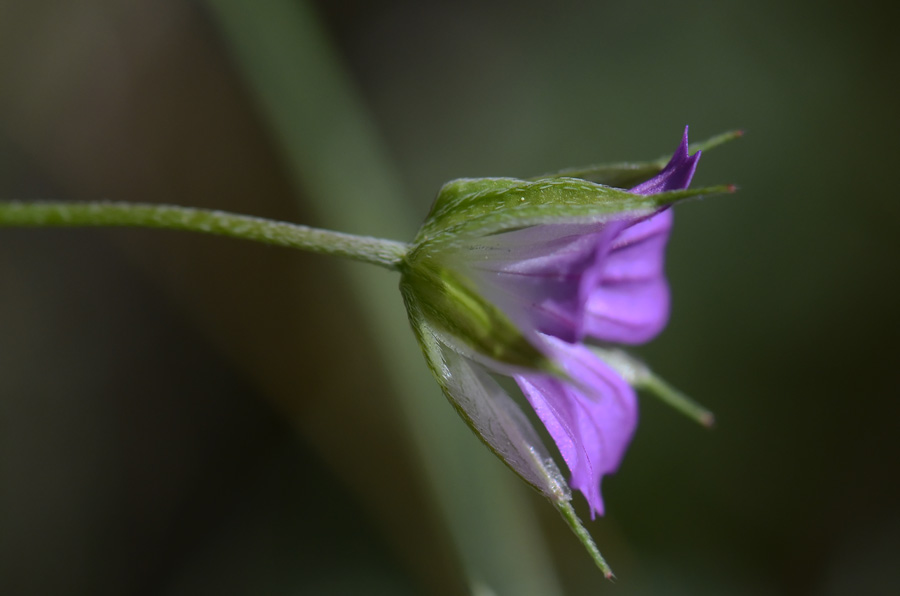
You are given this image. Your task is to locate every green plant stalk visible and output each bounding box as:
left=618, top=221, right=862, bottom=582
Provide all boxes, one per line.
left=202, top=0, right=566, bottom=594
left=0, top=201, right=408, bottom=270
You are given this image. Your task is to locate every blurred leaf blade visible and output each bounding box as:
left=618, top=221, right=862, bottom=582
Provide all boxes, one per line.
left=201, top=1, right=564, bottom=594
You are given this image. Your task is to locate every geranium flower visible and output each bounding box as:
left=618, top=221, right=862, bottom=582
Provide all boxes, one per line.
left=400, top=129, right=720, bottom=522
left=0, top=120, right=736, bottom=578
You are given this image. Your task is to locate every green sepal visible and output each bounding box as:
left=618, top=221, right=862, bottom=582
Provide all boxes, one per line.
left=405, top=307, right=615, bottom=578
left=414, top=177, right=732, bottom=256
left=399, top=258, right=552, bottom=372
left=592, top=347, right=714, bottom=427
left=535, top=129, right=744, bottom=187
left=404, top=305, right=562, bottom=495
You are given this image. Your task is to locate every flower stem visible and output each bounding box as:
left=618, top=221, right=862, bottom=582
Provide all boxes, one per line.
left=0, top=201, right=408, bottom=270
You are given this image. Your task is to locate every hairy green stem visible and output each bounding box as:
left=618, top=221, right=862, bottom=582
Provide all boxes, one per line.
left=0, top=201, right=408, bottom=270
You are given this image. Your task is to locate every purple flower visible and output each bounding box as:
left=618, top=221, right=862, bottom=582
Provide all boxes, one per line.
left=401, top=129, right=702, bottom=518
left=515, top=136, right=699, bottom=517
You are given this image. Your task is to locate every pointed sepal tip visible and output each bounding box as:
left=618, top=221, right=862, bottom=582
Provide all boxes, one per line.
left=553, top=496, right=615, bottom=579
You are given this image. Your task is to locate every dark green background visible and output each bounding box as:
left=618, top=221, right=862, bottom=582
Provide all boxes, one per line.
left=1, top=1, right=897, bottom=594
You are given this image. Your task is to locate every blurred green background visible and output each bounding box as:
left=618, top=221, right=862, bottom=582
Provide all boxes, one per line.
left=1, top=0, right=897, bottom=594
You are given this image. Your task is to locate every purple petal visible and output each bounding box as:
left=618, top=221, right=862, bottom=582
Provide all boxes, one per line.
left=515, top=335, right=638, bottom=518
left=450, top=221, right=628, bottom=343
left=583, top=209, right=673, bottom=344
left=583, top=128, right=700, bottom=344
left=629, top=126, right=701, bottom=196
left=450, top=129, right=699, bottom=347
